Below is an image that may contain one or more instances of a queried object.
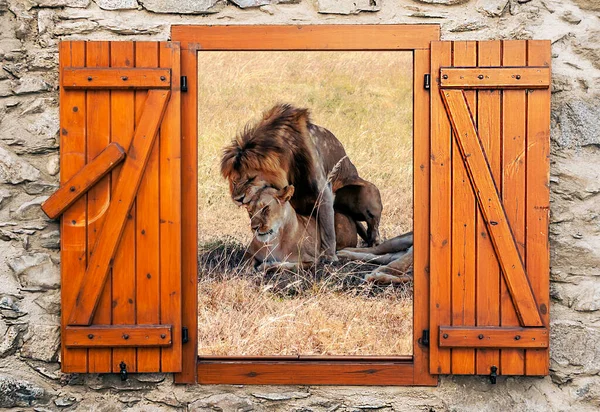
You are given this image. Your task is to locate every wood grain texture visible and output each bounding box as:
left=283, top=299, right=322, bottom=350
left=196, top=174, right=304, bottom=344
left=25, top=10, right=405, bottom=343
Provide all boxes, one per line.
left=172, top=25, right=440, bottom=50
left=439, top=327, right=548, bottom=348
left=85, top=41, right=112, bottom=373
left=441, top=89, right=542, bottom=328
left=65, top=325, right=172, bottom=347
left=68, top=89, right=170, bottom=326
left=158, top=42, right=182, bottom=373
left=525, top=40, right=551, bottom=376
left=429, top=41, right=453, bottom=375
left=109, top=41, right=137, bottom=373
left=59, top=41, right=88, bottom=373
left=439, top=67, right=550, bottom=89
left=450, top=41, right=477, bottom=375
left=197, top=361, right=416, bottom=385
left=63, top=67, right=171, bottom=89
left=501, top=40, right=527, bottom=375
left=42, top=143, right=125, bottom=219
left=134, top=42, right=162, bottom=373
left=475, top=40, right=502, bottom=376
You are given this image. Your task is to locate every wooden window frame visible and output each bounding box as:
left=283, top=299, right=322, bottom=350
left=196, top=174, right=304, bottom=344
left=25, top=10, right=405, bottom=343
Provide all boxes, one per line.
left=171, top=24, right=440, bottom=386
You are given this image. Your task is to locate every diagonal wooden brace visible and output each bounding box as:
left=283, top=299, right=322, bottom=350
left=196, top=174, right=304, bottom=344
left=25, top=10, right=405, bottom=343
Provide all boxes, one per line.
left=42, top=142, right=126, bottom=219
left=440, top=89, right=543, bottom=327
left=68, top=89, right=170, bottom=326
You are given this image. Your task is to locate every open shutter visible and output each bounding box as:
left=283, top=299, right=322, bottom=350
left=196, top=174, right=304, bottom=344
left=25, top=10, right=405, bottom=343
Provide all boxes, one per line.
left=47, top=41, right=182, bottom=373
left=429, top=40, right=551, bottom=376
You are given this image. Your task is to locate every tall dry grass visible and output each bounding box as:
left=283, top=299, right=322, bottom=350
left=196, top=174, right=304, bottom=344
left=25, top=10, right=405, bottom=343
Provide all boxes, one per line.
left=197, top=51, right=414, bottom=356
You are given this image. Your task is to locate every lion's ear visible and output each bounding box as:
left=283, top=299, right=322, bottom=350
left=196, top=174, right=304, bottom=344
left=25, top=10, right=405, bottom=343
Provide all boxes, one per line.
left=276, top=185, right=295, bottom=204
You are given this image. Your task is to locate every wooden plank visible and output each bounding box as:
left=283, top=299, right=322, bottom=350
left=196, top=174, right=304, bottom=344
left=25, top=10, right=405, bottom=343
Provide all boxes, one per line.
left=62, top=67, right=171, bottom=89
left=135, top=42, right=162, bottom=373
left=60, top=41, right=88, bottom=373
left=440, top=89, right=543, bottom=328
left=172, top=25, right=440, bottom=51
left=109, top=41, right=137, bottom=373
left=440, top=67, right=550, bottom=89
left=198, top=361, right=416, bottom=385
left=439, top=327, right=548, bottom=348
left=86, top=41, right=112, bottom=373
left=525, top=40, right=551, bottom=376
left=68, top=89, right=170, bottom=326
left=475, top=40, right=502, bottom=375
left=174, top=41, right=198, bottom=384
left=412, top=49, right=437, bottom=385
left=501, top=40, right=527, bottom=375
left=42, top=143, right=125, bottom=219
left=159, top=42, right=182, bottom=373
left=65, top=325, right=172, bottom=348
left=450, top=41, right=477, bottom=375
left=429, top=41, right=453, bottom=375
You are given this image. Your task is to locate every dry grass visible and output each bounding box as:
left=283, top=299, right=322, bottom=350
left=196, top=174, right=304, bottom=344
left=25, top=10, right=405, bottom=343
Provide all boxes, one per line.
left=197, top=51, right=414, bottom=356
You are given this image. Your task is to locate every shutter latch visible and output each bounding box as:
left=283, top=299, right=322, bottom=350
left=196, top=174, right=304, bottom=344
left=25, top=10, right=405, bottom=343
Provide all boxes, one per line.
left=419, top=329, right=430, bottom=347
left=489, top=365, right=498, bottom=384
left=119, top=361, right=128, bottom=381
left=424, top=74, right=431, bottom=90
left=181, top=76, right=188, bottom=92
left=182, top=326, right=189, bottom=344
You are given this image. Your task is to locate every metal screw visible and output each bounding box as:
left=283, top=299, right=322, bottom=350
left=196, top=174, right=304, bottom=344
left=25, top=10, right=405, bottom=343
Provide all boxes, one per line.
left=122, top=334, right=129, bottom=340
left=88, top=334, right=94, bottom=339
left=121, top=76, right=128, bottom=81
left=443, top=333, right=449, bottom=339
left=442, top=74, right=448, bottom=79
left=516, top=74, right=521, bottom=80
left=69, top=186, right=76, bottom=192
left=478, top=334, right=484, bottom=340
left=515, top=335, right=521, bottom=340
left=87, top=76, right=93, bottom=81
left=160, top=334, right=166, bottom=339
left=160, top=76, right=166, bottom=81
left=478, top=74, right=484, bottom=80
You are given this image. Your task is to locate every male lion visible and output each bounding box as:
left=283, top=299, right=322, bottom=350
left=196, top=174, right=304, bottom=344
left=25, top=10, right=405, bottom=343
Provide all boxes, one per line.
left=244, top=185, right=358, bottom=271
left=221, top=104, right=382, bottom=261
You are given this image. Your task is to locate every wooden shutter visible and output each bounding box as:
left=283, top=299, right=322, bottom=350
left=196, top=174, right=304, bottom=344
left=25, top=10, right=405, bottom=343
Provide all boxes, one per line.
left=429, top=40, right=551, bottom=376
left=47, top=41, right=182, bottom=373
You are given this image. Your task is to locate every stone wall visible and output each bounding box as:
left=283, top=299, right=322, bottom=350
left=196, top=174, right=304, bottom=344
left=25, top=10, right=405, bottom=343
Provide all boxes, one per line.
left=0, top=0, right=599, bottom=410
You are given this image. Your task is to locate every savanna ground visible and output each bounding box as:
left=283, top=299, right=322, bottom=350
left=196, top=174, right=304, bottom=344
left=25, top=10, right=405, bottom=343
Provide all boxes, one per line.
left=197, top=51, right=413, bottom=356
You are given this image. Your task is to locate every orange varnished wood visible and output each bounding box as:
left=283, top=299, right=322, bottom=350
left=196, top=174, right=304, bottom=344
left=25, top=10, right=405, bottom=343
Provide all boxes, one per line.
left=110, top=41, right=137, bottom=373
left=68, top=89, right=170, bottom=326
left=439, top=327, right=548, bottom=348
left=158, top=42, right=183, bottom=373
left=450, top=41, right=477, bottom=375
left=43, top=143, right=125, bottom=219
left=60, top=41, right=88, bottom=373
left=172, top=25, right=440, bottom=50
left=475, top=40, right=502, bottom=375
left=525, top=40, right=551, bottom=376
left=440, top=89, right=543, bottom=328
left=65, top=325, right=172, bottom=348
left=86, top=41, right=112, bottom=373
left=439, top=67, right=550, bottom=89
left=135, top=42, right=162, bottom=373
left=197, top=361, right=416, bottom=385
left=429, top=41, right=453, bottom=375
left=501, top=40, right=527, bottom=375
left=62, top=67, right=171, bottom=89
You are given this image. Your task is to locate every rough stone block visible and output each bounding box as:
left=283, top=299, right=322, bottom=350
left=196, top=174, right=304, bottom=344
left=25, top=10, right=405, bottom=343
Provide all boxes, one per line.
left=317, top=0, right=380, bottom=14
left=7, top=252, right=60, bottom=291
left=138, top=0, right=223, bottom=14
left=0, top=146, right=41, bottom=185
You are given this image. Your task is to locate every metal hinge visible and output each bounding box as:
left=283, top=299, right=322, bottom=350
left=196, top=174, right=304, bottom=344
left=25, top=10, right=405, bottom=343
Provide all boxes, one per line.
left=489, top=365, right=498, bottom=384
left=119, top=361, right=128, bottom=381
left=182, top=326, right=189, bottom=344
left=424, top=74, right=431, bottom=90
left=181, top=76, right=188, bottom=92
left=419, top=329, right=430, bottom=347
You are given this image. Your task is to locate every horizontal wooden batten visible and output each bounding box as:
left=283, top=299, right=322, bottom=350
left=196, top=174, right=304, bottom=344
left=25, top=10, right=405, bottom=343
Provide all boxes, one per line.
left=65, top=325, right=172, bottom=348
left=62, top=68, right=171, bottom=89
left=42, top=142, right=125, bottom=219
left=439, top=327, right=548, bottom=348
left=197, top=360, right=415, bottom=385
left=439, top=67, right=550, bottom=89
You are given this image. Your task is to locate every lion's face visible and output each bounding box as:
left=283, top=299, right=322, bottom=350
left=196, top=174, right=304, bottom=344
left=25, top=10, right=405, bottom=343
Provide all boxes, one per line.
left=228, top=169, right=286, bottom=206
left=246, top=186, right=295, bottom=243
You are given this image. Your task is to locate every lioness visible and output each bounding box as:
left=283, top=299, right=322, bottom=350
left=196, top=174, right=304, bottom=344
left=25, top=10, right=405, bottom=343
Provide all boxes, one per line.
left=245, top=185, right=357, bottom=271
left=221, top=104, right=382, bottom=260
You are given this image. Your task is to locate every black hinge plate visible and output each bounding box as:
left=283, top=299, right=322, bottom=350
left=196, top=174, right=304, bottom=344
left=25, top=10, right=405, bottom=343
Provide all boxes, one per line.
left=182, top=326, right=189, bottom=344
left=424, top=74, right=431, bottom=90
left=181, top=76, right=188, bottom=92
